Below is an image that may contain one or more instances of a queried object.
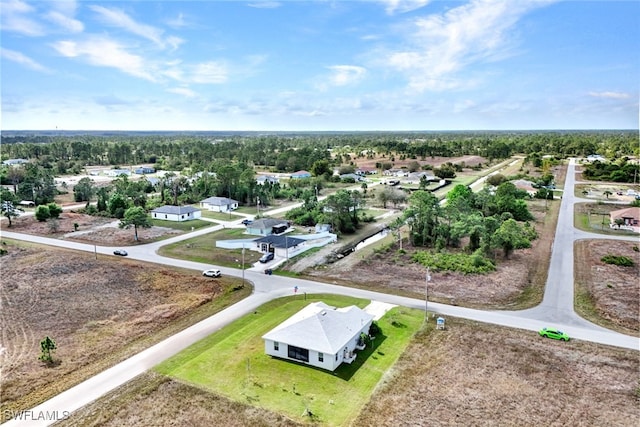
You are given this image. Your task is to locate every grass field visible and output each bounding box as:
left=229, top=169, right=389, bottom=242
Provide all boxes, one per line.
left=155, top=295, right=424, bottom=426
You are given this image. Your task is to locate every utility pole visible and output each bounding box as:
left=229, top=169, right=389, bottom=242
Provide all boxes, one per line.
left=242, top=243, right=245, bottom=286
left=425, top=268, right=431, bottom=321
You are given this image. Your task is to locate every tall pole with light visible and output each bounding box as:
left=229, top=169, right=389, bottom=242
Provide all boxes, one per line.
left=425, top=267, right=431, bottom=321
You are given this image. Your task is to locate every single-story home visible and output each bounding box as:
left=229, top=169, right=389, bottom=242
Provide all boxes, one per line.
left=2, top=158, right=28, bottom=166
left=151, top=205, right=201, bottom=222
left=339, top=173, right=363, bottom=182
left=290, top=170, right=311, bottom=179
left=200, top=196, right=239, bottom=212
left=105, top=169, right=131, bottom=177
left=512, top=179, right=538, bottom=197
left=256, top=175, right=279, bottom=185
left=262, top=302, right=374, bottom=371
left=254, top=235, right=306, bottom=258
left=610, top=207, right=640, bottom=232
left=135, top=167, right=156, bottom=174
left=246, top=218, right=289, bottom=236
left=356, top=167, right=377, bottom=175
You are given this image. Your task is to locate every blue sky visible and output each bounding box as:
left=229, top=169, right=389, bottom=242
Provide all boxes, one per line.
left=1, top=0, right=638, bottom=131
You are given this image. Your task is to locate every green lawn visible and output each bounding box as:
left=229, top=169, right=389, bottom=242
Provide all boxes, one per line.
left=150, top=218, right=214, bottom=231
left=156, top=294, right=424, bottom=425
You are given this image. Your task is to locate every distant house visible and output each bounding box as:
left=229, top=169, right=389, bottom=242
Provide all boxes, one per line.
left=586, top=154, right=606, bottom=162
left=257, top=175, right=279, bottom=185
left=246, top=218, right=289, bottom=236
left=151, top=205, right=201, bottom=222
left=339, top=173, right=363, bottom=182
left=315, top=223, right=331, bottom=233
left=146, top=177, right=160, bottom=187
left=254, top=235, right=306, bottom=258
left=105, top=169, right=131, bottom=177
left=610, top=207, right=640, bottom=232
left=356, top=167, right=377, bottom=175
left=290, top=170, right=311, bottom=179
left=200, top=197, right=239, bottom=212
left=262, top=302, right=374, bottom=371
left=135, top=167, right=155, bottom=174
left=2, top=158, right=28, bottom=166
left=512, top=179, right=538, bottom=197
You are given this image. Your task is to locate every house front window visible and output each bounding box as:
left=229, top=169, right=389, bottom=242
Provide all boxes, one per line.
left=318, top=352, right=324, bottom=362
left=274, top=341, right=279, bottom=351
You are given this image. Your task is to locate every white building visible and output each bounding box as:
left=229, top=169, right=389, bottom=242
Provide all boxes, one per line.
left=151, top=205, right=201, bottom=222
left=199, top=196, right=239, bottom=212
left=262, top=302, right=374, bottom=371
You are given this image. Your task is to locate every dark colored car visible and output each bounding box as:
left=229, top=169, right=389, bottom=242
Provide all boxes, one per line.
left=113, top=250, right=128, bottom=256
left=241, top=219, right=253, bottom=226
left=259, top=252, right=274, bottom=263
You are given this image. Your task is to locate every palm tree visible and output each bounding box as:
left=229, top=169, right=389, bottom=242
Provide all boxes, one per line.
left=603, top=190, right=612, bottom=199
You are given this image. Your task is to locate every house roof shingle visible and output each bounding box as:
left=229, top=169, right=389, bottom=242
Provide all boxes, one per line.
left=262, top=302, right=374, bottom=354
left=151, top=205, right=200, bottom=215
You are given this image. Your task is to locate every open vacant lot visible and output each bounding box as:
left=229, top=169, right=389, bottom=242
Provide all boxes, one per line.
left=574, top=239, right=640, bottom=335
left=0, top=240, right=249, bottom=420
left=61, top=312, right=640, bottom=427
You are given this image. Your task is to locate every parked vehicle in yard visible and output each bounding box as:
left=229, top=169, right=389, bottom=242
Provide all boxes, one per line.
left=202, top=269, right=222, bottom=278
left=259, top=252, right=274, bottom=263
left=539, top=327, right=570, bottom=341
left=113, top=250, right=128, bottom=256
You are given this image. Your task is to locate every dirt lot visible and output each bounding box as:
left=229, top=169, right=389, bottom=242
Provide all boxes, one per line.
left=0, top=241, right=249, bottom=419
left=3, top=211, right=182, bottom=246
left=355, top=319, right=640, bottom=427
left=575, top=240, right=640, bottom=334
left=288, top=197, right=556, bottom=310
left=61, top=320, right=640, bottom=427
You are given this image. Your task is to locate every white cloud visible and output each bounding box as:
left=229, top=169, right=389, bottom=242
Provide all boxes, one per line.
left=51, top=36, right=155, bottom=81
left=0, top=0, right=44, bottom=36
left=384, top=0, right=557, bottom=92
left=190, top=61, right=228, bottom=84
left=380, top=0, right=432, bottom=15
left=89, top=5, right=181, bottom=50
left=45, top=11, right=84, bottom=33
left=327, top=65, right=367, bottom=86
left=167, top=87, right=197, bottom=98
left=588, top=91, right=630, bottom=100
left=1, top=47, right=49, bottom=72
left=247, top=2, right=282, bottom=9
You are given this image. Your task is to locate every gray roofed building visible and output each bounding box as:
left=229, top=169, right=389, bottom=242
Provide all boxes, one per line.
left=262, top=302, right=374, bottom=371
left=151, top=205, right=201, bottom=222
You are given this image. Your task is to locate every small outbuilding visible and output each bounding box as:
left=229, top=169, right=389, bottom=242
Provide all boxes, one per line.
left=246, top=218, right=289, bottom=236
left=262, top=302, right=374, bottom=371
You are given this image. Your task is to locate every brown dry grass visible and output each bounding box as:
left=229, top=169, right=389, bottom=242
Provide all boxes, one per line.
left=59, top=372, right=302, bottom=427
left=297, top=196, right=558, bottom=310
left=0, top=241, right=249, bottom=420
left=3, top=211, right=181, bottom=245
left=574, top=240, right=640, bottom=334
left=59, top=320, right=640, bottom=427
left=354, top=319, right=640, bottom=427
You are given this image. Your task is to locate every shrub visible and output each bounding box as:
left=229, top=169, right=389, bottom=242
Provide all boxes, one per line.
left=412, top=250, right=496, bottom=274
left=34, top=205, right=50, bottom=221
left=601, top=255, right=634, bottom=267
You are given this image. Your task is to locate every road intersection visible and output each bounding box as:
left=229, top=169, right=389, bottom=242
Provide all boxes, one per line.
left=2, top=158, right=638, bottom=426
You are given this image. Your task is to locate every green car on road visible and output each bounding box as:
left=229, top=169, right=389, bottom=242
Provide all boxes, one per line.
left=539, top=327, right=570, bottom=341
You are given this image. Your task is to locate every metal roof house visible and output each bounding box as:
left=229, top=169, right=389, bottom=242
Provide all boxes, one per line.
left=151, top=205, right=201, bottom=222
left=262, top=302, right=374, bottom=371
left=290, top=170, right=311, bottom=179
left=199, top=196, right=239, bottom=212
left=245, top=218, right=289, bottom=236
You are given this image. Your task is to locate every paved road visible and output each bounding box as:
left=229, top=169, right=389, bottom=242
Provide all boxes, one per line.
left=504, top=159, right=639, bottom=326
left=2, top=160, right=639, bottom=427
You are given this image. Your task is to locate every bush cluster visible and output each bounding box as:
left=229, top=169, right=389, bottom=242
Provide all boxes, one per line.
left=412, top=250, right=496, bottom=274
left=601, top=255, right=634, bottom=267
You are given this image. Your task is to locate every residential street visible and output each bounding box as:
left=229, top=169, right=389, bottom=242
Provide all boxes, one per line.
left=1, top=159, right=639, bottom=427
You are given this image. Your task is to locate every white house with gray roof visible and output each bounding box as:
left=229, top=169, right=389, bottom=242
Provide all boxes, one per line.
left=200, top=196, right=238, bottom=212
left=151, top=205, right=201, bottom=222
left=262, top=302, right=374, bottom=371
